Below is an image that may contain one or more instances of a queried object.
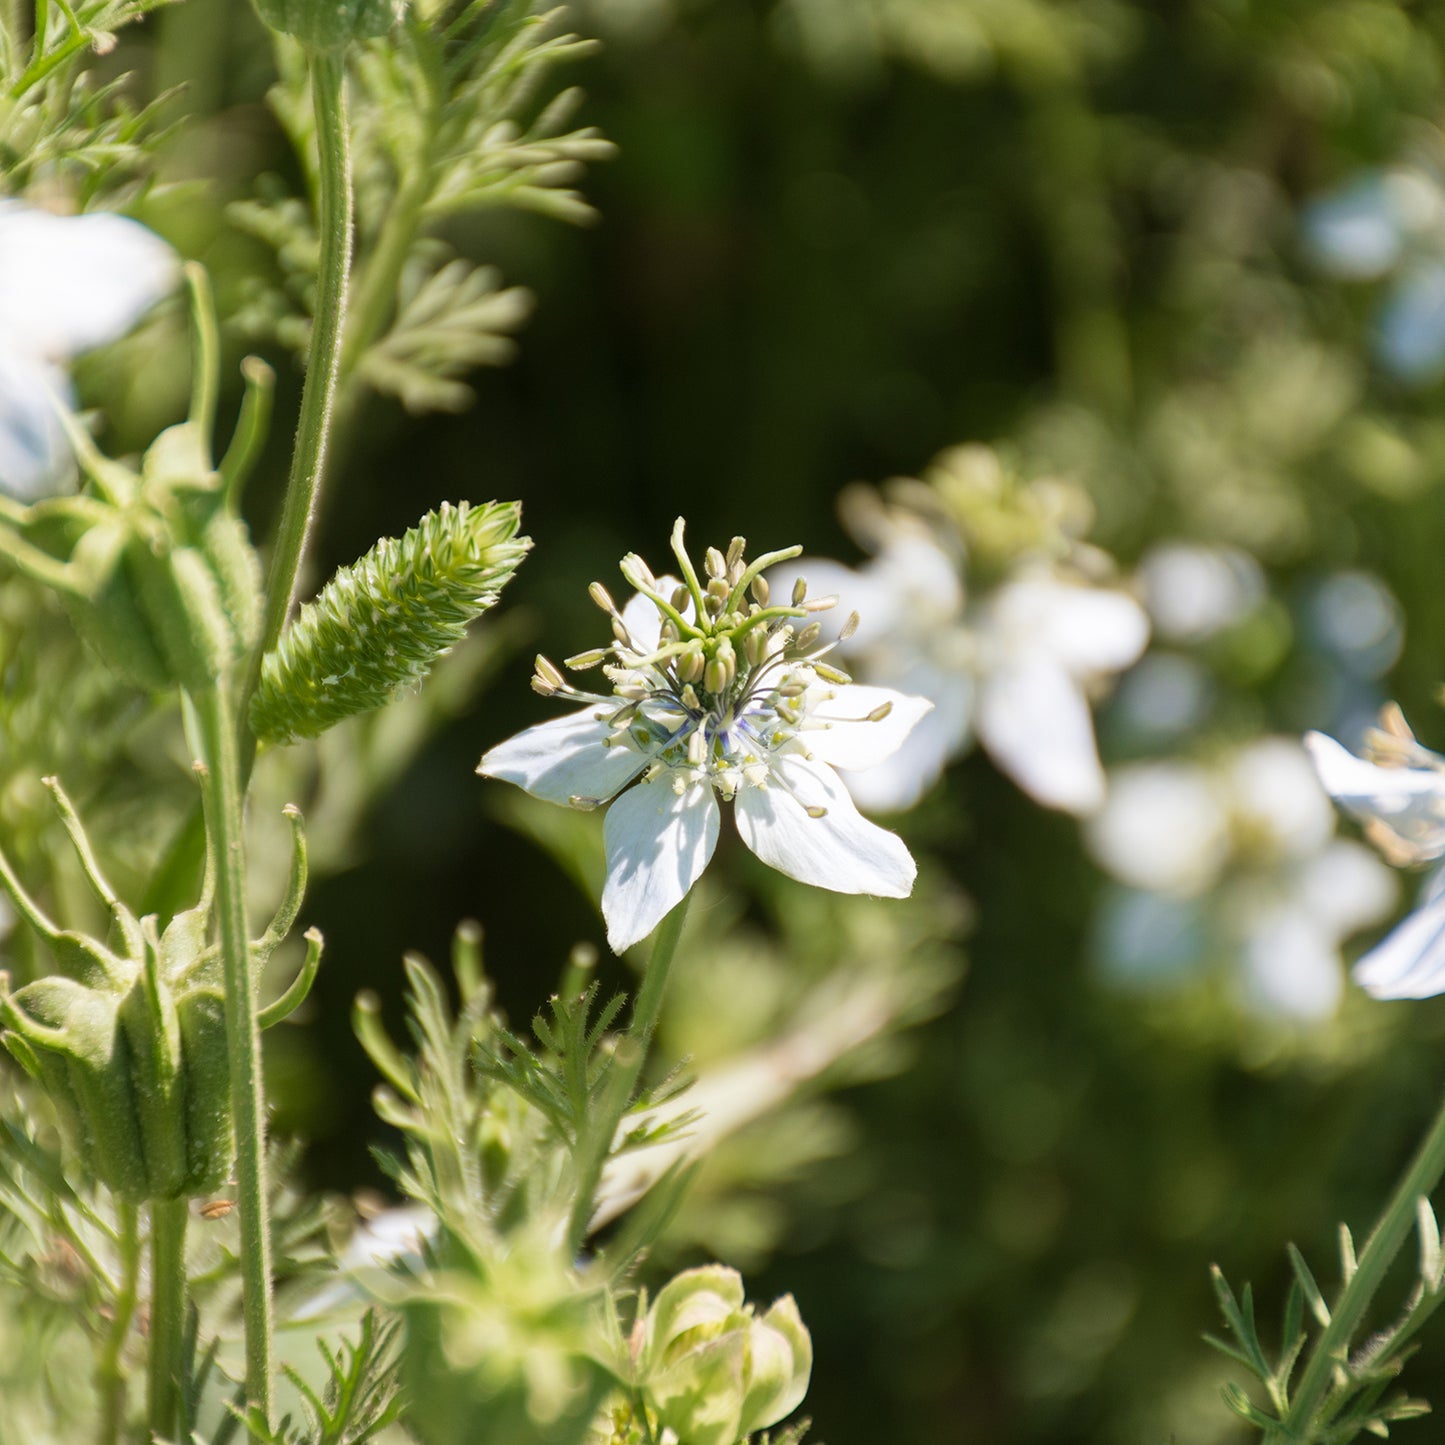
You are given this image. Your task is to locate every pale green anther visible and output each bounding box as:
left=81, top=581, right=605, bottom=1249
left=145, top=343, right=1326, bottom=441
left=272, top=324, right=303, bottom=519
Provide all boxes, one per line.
left=681, top=683, right=701, bottom=710
left=565, top=648, right=610, bottom=670
left=803, top=594, right=838, bottom=613
left=705, top=546, right=727, bottom=580
left=867, top=701, right=894, bottom=722
left=670, top=584, right=692, bottom=614
left=806, top=805, right=828, bottom=819
left=791, top=577, right=808, bottom=606
left=751, top=574, right=770, bottom=606
left=815, top=662, right=852, bottom=686
left=678, top=649, right=706, bottom=685
left=726, top=536, right=747, bottom=570
left=660, top=619, right=679, bottom=645
left=619, top=553, right=656, bottom=593
left=839, top=610, right=860, bottom=641
left=704, top=655, right=729, bottom=695
left=743, top=627, right=767, bottom=667
left=612, top=617, right=631, bottom=645
left=535, top=655, right=566, bottom=690
left=796, top=622, right=822, bottom=651
left=589, top=581, right=618, bottom=616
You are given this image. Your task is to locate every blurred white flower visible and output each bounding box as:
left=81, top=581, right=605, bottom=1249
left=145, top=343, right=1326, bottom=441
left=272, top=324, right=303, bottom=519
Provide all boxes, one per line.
left=1088, top=737, right=1397, bottom=1019
left=478, top=523, right=929, bottom=952
left=1306, top=708, right=1445, bottom=998
left=1136, top=541, right=1264, bottom=644
left=788, top=519, right=1147, bottom=815
left=1302, top=162, right=1445, bottom=384
left=0, top=200, right=179, bottom=499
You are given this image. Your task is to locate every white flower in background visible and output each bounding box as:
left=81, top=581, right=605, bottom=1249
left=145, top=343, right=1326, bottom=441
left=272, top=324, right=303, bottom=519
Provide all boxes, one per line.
left=477, top=521, right=931, bottom=952
left=1087, top=737, right=1397, bottom=1019
left=1136, top=541, right=1264, bottom=645
left=1306, top=706, right=1445, bottom=999
left=1302, top=161, right=1445, bottom=384
left=785, top=459, right=1147, bottom=815
left=0, top=200, right=179, bottom=499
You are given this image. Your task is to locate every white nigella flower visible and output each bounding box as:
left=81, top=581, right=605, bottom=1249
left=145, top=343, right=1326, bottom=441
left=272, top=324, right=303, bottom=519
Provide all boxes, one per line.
left=477, top=521, right=931, bottom=953
left=1088, top=737, right=1397, bottom=1019
left=789, top=515, right=1148, bottom=815
left=0, top=200, right=179, bottom=500
left=1306, top=705, right=1445, bottom=999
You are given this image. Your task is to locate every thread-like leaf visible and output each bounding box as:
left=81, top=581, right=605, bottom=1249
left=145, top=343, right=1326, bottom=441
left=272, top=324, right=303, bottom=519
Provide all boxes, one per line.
left=249, top=500, right=530, bottom=745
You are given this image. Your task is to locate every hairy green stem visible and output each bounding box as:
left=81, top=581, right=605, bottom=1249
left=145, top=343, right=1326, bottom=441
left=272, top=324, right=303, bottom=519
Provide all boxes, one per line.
left=192, top=682, right=274, bottom=1422
left=1275, top=1088, right=1445, bottom=1440
left=96, top=1201, right=140, bottom=1445
left=147, top=1197, right=189, bottom=1441
left=245, top=47, right=355, bottom=714
left=566, top=895, right=691, bottom=1253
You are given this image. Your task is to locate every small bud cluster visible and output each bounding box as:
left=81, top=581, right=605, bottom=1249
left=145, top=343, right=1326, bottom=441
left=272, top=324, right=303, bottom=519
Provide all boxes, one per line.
left=529, top=519, right=861, bottom=806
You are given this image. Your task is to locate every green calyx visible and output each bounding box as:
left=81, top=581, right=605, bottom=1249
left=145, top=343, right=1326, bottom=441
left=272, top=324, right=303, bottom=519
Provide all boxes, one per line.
left=251, top=0, right=407, bottom=51
left=0, top=268, right=266, bottom=695
left=249, top=499, right=531, bottom=746
left=0, top=782, right=320, bottom=1202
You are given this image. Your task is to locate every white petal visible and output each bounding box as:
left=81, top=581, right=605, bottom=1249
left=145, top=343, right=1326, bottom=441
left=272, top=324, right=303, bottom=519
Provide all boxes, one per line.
left=0, top=202, right=179, bottom=361
left=602, top=773, right=719, bottom=952
left=1240, top=909, right=1344, bottom=1020
left=978, top=660, right=1106, bottom=814
left=804, top=683, right=932, bottom=772
left=1303, top=731, right=1445, bottom=862
left=1296, top=839, right=1398, bottom=938
left=735, top=754, right=915, bottom=897
left=770, top=556, right=904, bottom=648
left=0, top=351, right=73, bottom=500
left=477, top=705, right=647, bottom=806
left=1353, top=871, right=1445, bottom=1000
left=840, top=660, right=974, bottom=812
left=988, top=576, right=1148, bottom=677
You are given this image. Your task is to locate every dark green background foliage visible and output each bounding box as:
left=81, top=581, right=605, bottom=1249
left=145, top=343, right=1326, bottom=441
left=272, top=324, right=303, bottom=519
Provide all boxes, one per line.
left=30, top=1, right=1445, bottom=1441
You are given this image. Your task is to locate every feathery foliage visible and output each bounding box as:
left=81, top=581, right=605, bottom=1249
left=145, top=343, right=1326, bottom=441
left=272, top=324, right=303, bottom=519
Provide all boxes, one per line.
left=249, top=500, right=530, bottom=745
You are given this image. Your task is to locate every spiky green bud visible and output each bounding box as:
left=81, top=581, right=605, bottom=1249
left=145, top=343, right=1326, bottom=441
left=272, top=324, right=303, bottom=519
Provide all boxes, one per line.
left=250, top=500, right=530, bottom=745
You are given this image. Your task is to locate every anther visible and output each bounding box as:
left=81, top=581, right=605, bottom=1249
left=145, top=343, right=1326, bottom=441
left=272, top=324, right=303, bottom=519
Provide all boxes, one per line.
left=705, top=546, right=727, bottom=580
left=796, top=622, right=821, bottom=651
left=839, top=610, right=860, bottom=641
left=726, top=535, right=747, bottom=570
left=589, top=581, right=619, bottom=616
left=802, top=594, right=837, bottom=613
left=805, top=805, right=828, bottom=819
left=814, top=662, right=852, bottom=685
left=750, top=575, right=770, bottom=606
left=533, top=655, right=565, bottom=694
left=866, top=701, right=894, bottom=722
left=791, top=577, right=807, bottom=606
left=678, top=649, right=706, bottom=684
left=670, top=584, right=692, bottom=613
left=565, top=647, right=610, bottom=670
left=619, top=553, right=657, bottom=592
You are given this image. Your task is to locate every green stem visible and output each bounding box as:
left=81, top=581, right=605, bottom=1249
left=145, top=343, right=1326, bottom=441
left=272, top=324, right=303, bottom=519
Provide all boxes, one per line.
left=191, top=682, right=275, bottom=1423
left=147, top=1197, right=189, bottom=1442
left=244, top=46, right=355, bottom=716
left=566, top=895, right=691, bottom=1253
left=96, top=1201, right=140, bottom=1445
left=1276, top=1088, right=1445, bottom=1440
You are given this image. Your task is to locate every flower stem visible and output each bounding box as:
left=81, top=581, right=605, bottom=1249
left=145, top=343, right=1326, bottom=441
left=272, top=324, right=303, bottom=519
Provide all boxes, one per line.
left=191, top=681, right=274, bottom=1423
left=566, top=895, right=691, bottom=1253
left=96, top=1201, right=140, bottom=1445
left=245, top=45, right=354, bottom=709
left=146, top=1197, right=189, bottom=1441
left=1276, top=1087, right=1445, bottom=1440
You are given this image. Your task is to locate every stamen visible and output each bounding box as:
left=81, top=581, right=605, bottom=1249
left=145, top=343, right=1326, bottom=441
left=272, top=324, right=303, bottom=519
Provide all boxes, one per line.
left=565, top=647, right=610, bottom=670
left=589, top=581, right=620, bottom=616
left=866, top=701, right=894, bottom=722
left=838, top=610, right=860, bottom=641
left=705, top=546, right=727, bottom=580
left=750, top=575, right=770, bottom=606
left=802, top=594, right=837, bottom=613
left=726, top=535, right=747, bottom=570
left=791, top=577, right=807, bottom=606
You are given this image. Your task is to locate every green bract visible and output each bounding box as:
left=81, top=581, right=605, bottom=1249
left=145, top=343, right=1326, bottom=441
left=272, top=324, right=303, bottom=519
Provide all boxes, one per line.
left=0, top=271, right=266, bottom=695
left=639, top=1264, right=813, bottom=1445
left=251, top=0, right=406, bottom=51
left=249, top=499, right=530, bottom=745
left=0, top=784, right=316, bottom=1202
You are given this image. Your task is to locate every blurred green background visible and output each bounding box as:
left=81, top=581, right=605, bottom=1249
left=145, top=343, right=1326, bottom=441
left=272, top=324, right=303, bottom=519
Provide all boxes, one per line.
left=26, top=0, right=1445, bottom=1441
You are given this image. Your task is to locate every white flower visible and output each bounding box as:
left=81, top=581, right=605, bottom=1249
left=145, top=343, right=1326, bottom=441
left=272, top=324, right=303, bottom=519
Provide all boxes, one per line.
left=1306, top=707, right=1445, bottom=999
left=477, top=522, right=931, bottom=952
left=1088, top=738, right=1397, bottom=1020
left=0, top=200, right=179, bottom=499
left=790, top=521, right=1147, bottom=815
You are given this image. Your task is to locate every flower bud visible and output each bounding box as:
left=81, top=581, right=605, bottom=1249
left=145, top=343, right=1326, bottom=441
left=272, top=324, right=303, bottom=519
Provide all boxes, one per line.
left=639, top=1265, right=813, bottom=1445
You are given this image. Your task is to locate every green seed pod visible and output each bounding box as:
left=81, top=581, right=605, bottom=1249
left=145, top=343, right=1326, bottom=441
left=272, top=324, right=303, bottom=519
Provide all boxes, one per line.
left=251, top=0, right=406, bottom=50
left=249, top=501, right=530, bottom=745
